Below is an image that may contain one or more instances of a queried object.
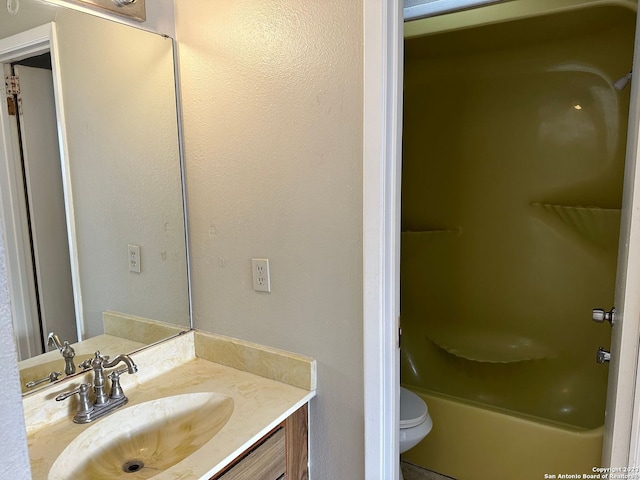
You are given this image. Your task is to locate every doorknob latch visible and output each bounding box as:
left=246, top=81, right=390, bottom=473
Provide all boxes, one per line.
left=593, top=308, right=615, bottom=325
left=597, top=347, right=611, bottom=364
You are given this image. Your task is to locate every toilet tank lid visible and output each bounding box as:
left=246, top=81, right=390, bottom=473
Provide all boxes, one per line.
left=400, top=387, right=428, bottom=428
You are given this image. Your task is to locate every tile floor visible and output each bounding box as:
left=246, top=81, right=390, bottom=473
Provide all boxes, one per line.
left=401, top=461, right=456, bottom=480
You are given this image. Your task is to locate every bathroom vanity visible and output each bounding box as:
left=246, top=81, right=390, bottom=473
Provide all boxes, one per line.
left=213, top=405, right=308, bottom=480
left=24, top=330, right=316, bottom=479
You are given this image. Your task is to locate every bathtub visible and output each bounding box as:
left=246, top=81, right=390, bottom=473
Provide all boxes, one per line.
left=401, top=0, right=636, bottom=478
left=402, top=387, right=603, bottom=480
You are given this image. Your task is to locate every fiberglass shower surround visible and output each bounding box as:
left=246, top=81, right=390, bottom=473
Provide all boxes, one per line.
left=400, top=0, right=634, bottom=438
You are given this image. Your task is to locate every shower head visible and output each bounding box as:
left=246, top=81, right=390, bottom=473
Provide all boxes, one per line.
left=613, top=71, right=632, bottom=91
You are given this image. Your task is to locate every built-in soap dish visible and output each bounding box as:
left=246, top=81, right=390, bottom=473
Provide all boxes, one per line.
left=426, top=326, right=554, bottom=363
left=530, top=203, right=620, bottom=250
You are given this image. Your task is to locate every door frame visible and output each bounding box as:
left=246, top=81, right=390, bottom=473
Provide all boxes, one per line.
left=619, top=9, right=640, bottom=466
left=0, top=23, right=84, bottom=355
left=363, top=1, right=403, bottom=479
left=0, top=60, right=40, bottom=360
left=362, top=2, right=640, bottom=477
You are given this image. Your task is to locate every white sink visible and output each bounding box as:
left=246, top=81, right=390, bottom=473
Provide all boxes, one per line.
left=48, top=392, right=234, bottom=479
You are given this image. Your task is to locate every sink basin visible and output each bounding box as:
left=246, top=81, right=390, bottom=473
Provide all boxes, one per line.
left=48, top=392, right=234, bottom=479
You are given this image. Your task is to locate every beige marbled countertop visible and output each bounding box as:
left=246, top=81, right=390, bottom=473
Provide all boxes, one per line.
left=25, top=330, right=316, bottom=479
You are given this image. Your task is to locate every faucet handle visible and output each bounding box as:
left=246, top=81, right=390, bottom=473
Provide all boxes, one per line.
left=78, top=358, right=92, bottom=370
left=56, top=383, right=93, bottom=411
left=79, top=352, right=109, bottom=370
left=108, top=368, right=129, bottom=400
left=55, top=383, right=94, bottom=423
left=25, top=371, right=62, bottom=388
left=55, top=383, right=91, bottom=402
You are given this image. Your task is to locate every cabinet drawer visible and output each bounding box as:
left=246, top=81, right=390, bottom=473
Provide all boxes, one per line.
left=215, top=427, right=285, bottom=480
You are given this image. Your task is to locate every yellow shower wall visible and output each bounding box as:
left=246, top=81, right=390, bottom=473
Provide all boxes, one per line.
left=401, top=1, right=635, bottom=430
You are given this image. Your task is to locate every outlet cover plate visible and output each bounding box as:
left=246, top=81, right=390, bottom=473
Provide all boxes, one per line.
left=251, top=258, right=270, bottom=292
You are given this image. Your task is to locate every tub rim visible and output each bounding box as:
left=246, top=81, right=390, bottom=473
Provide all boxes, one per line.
left=403, top=384, right=607, bottom=434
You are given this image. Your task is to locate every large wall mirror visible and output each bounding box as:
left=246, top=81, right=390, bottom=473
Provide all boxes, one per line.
left=0, top=1, right=190, bottom=395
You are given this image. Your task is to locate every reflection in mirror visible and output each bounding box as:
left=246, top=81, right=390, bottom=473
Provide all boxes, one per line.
left=0, top=2, right=190, bottom=394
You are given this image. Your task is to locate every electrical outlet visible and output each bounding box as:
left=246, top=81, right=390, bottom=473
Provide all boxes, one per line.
left=251, top=258, right=270, bottom=292
left=128, top=244, right=141, bottom=273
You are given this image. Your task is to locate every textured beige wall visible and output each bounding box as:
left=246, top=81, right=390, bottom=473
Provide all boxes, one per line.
left=175, top=0, right=364, bottom=477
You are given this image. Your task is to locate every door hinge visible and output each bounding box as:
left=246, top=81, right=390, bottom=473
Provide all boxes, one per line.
left=6, top=96, right=16, bottom=116
left=5, top=75, right=19, bottom=116
left=5, top=75, right=19, bottom=95
left=398, top=315, right=402, bottom=349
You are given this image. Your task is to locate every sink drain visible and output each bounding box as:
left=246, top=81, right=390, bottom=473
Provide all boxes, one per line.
left=122, top=460, right=145, bottom=473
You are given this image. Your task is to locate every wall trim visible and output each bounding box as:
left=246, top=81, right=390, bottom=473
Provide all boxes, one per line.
left=363, top=0, right=403, bottom=478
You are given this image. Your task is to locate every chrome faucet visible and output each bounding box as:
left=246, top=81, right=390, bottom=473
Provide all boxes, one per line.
left=47, top=332, right=76, bottom=375
left=56, top=350, right=138, bottom=424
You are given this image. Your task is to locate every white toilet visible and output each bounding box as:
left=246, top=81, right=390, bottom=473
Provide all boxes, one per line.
left=399, top=386, right=433, bottom=479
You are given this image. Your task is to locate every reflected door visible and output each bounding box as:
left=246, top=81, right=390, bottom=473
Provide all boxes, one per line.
left=14, top=64, right=77, bottom=355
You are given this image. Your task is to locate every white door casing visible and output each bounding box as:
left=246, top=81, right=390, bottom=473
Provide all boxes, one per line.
left=606, top=6, right=640, bottom=467
left=363, top=0, right=403, bottom=479
left=0, top=62, right=41, bottom=360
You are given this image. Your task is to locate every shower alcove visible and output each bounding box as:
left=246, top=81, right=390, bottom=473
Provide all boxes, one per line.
left=400, top=1, right=636, bottom=478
